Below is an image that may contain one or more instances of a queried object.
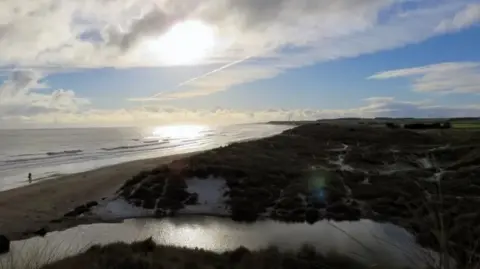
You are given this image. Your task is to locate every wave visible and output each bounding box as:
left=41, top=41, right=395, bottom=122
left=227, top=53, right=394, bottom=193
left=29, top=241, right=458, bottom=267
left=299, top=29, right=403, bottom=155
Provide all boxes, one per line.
left=0, top=124, right=289, bottom=179
left=5, top=156, right=52, bottom=164
left=4, top=150, right=84, bottom=164
left=101, top=141, right=167, bottom=151
left=46, top=150, right=83, bottom=156
left=143, top=140, right=160, bottom=144
left=4, top=141, right=170, bottom=165
left=11, top=153, right=41, bottom=158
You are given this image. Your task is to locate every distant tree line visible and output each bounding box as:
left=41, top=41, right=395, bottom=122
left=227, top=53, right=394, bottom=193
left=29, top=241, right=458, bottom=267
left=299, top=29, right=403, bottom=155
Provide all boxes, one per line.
left=385, top=121, right=451, bottom=130
left=448, top=117, right=480, bottom=121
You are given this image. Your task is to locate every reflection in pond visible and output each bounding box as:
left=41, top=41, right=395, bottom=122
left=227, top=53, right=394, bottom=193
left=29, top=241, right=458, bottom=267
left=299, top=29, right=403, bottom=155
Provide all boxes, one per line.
left=3, top=217, right=434, bottom=268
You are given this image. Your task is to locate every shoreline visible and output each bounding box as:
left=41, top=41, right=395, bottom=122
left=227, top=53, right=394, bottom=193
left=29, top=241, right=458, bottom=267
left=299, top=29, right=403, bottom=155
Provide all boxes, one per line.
left=0, top=152, right=200, bottom=241
left=0, top=127, right=293, bottom=242
left=3, top=122, right=480, bottom=264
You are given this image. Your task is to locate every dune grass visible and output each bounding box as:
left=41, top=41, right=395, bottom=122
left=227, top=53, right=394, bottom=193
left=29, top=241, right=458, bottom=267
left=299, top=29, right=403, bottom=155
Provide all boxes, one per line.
left=1, top=237, right=379, bottom=269
left=36, top=239, right=378, bottom=269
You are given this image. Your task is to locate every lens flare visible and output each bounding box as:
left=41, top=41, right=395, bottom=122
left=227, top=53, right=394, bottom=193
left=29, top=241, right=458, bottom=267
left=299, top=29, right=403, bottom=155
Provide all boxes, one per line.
left=307, top=170, right=332, bottom=203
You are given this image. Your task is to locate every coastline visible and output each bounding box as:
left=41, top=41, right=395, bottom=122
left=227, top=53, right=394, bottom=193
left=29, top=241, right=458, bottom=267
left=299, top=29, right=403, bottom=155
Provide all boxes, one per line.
left=0, top=125, right=293, bottom=242
left=102, top=123, right=480, bottom=265
left=0, top=152, right=199, bottom=241
left=3, top=121, right=480, bottom=265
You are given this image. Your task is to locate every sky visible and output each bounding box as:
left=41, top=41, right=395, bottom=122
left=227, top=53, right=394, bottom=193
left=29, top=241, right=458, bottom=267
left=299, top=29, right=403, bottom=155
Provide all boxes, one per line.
left=0, top=0, right=480, bottom=128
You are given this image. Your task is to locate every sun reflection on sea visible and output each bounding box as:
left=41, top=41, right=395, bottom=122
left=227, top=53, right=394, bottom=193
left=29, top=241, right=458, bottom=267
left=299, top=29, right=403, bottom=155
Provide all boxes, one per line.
left=151, top=125, right=209, bottom=140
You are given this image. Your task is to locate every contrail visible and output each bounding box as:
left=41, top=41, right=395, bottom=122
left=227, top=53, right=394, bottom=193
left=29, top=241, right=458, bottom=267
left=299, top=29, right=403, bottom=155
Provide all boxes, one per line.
left=177, top=55, right=253, bottom=87
left=152, top=55, right=253, bottom=98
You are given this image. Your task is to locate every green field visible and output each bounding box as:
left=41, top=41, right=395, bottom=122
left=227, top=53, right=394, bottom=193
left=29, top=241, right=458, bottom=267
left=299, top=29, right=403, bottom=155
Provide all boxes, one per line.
left=453, top=121, right=480, bottom=129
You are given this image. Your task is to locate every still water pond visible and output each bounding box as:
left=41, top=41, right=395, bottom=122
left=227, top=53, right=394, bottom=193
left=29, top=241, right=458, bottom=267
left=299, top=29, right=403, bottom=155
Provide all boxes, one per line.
left=3, top=216, right=432, bottom=268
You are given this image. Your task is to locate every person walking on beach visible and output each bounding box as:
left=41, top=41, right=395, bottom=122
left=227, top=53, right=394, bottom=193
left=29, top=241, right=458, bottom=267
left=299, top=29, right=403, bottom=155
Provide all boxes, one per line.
left=28, top=173, right=32, bottom=183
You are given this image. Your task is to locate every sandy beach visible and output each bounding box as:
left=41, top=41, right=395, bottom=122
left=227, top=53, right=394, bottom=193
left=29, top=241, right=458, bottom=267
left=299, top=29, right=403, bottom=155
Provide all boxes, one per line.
left=0, top=153, right=197, bottom=241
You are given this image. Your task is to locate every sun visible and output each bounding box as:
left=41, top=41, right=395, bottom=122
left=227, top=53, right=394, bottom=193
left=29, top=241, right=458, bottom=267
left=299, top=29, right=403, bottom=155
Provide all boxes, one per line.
left=147, top=20, right=216, bottom=65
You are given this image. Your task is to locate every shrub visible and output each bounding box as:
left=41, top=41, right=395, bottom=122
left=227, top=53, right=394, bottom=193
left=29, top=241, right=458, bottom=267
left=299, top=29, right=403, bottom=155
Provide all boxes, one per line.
left=385, top=122, right=400, bottom=129
left=123, top=170, right=151, bottom=189
left=183, top=261, right=199, bottom=269
left=305, top=208, right=320, bottom=224
left=228, top=246, right=250, bottom=263
left=184, top=193, right=198, bottom=205
left=230, top=208, right=258, bottom=222
left=404, top=122, right=447, bottom=129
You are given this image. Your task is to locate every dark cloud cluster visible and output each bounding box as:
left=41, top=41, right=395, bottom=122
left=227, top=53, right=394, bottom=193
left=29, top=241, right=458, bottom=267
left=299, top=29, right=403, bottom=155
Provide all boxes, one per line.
left=0, top=70, right=43, bottom=100
left=106, top=8, right=174, bottom=51
left=0, top=70, right=89, bottom=117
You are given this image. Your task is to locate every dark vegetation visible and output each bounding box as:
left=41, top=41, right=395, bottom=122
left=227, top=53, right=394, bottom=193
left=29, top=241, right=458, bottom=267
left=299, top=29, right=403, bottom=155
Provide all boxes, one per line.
left=41, top=238, right=372, bottom=269
left=0, top=235, right=9, bottom=254
left=403, top=121, right=451, bottom=129
left=385, top=121, right=452, bottom=129
left=385, top=122, right=401, bottom=129
left=63, top=201, right=99, bottom=218
left=302, top=117, right=479, bottom=130
left=117, top=122, right=480, bottom=266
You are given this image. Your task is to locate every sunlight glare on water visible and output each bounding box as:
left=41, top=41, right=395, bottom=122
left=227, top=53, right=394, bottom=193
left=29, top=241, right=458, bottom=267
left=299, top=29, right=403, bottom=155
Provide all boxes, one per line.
left=152, top=124, right=209, bottom=140
left=4, top=217, right=430, bottom=269
left=0, top=124, right=291, bottom=191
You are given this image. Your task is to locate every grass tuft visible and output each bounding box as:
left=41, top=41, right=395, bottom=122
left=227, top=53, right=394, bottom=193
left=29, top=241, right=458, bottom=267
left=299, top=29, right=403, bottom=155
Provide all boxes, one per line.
left=35, top=239, right=376, bottom=269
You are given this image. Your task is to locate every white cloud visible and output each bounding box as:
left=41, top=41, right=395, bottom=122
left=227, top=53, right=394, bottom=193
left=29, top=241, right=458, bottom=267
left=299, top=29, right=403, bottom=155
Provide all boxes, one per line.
left=133, top=0, right=476, bottom=101
left=0, top=70, right=90, bottom=116
left=436, top=3, right=480, bottom=32
left=3, top=97, right=480, bottom=129
left=369, top=62, right=480, bottom=94
left=0, top=0, right=473, bottom=69
left=1, top=0, right=479, bottom=124
left=363, top=97, right=396, bottom=103
left=1, top=0, right=388, bottom=67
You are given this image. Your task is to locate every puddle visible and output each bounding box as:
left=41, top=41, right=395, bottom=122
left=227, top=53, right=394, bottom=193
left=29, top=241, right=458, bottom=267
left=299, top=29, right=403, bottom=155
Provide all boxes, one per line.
left=2, top=216, right=436, bottom=268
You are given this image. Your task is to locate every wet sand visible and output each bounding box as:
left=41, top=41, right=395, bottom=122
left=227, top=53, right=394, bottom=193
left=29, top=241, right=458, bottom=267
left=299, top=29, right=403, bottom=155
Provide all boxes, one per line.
left=0, top=153, right=197, bottom=240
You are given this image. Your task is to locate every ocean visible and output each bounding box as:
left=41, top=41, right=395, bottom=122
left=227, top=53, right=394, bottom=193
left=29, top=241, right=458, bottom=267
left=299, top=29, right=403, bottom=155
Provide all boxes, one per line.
left=0, top=124, right=291, bottom=191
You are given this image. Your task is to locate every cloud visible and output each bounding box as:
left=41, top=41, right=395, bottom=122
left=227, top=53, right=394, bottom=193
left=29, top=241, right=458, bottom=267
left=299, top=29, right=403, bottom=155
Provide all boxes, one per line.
left=135, top=0, right=476, bottom=101
left=0, top=0, right=473, bottom=69
left=436, top=3, right=480, bottom=32
left=106, top=7, right=174, bottom=51
left=3, top=97, right=480, bottom=128
left=1, top=0, right=479, bottom=111
left=369, top=62, right=480, bottom=94
left=1, top=0, right=382, bottom=67
left=362, top=97, right=480, bottom=118
left=0, top=70, right=46, bottom=99
left=363, top=97, right=396, bottom=103
left=0, top=70, right=90, bottom=116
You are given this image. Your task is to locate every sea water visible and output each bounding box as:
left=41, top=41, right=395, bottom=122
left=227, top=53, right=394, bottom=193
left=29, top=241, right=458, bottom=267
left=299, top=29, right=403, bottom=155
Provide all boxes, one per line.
left=0, top=124, right=291, bottom=191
